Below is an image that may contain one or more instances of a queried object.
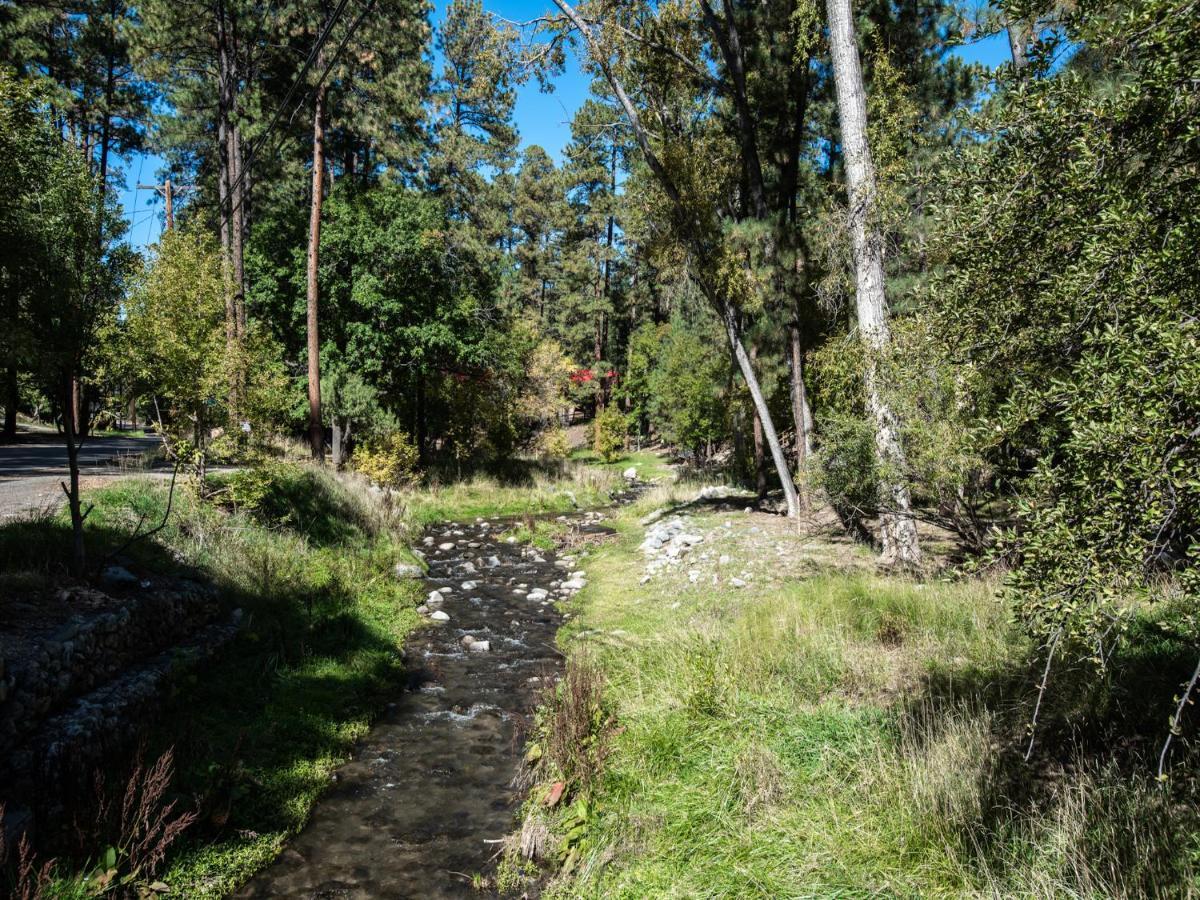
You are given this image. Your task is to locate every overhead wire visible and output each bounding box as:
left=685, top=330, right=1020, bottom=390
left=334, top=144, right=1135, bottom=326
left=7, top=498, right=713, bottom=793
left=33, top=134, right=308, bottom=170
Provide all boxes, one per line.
left=219, top=0, right=371, bottom=232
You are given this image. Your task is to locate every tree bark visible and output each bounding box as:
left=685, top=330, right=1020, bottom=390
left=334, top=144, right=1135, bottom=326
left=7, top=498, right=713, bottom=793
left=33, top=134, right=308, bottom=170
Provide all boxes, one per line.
left=1004, top=15, right=1030, bottom=71
left=718, top=299, right=800, bottom=516
left=3, top=366, right=17, bottom=439
left=216, top=0, right=240, bottom=411
left=749, top=343, right=767, bottom=499
left=306, top=67, right=327, bottom=463
left=787, top=323, right=813, bottom=486
left=62, top=375, right=86, bottom=577
left=826, top=0, right=920, bottom=565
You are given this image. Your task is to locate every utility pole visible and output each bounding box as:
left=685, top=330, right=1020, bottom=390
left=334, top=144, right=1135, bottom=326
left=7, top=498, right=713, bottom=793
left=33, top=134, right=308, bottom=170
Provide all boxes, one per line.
left=137, top=179, right=195, bottom=231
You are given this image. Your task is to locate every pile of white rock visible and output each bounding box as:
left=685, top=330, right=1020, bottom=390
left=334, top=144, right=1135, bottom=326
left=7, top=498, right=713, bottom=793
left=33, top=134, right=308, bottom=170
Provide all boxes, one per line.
left=638, top=516, right=708, bottom=580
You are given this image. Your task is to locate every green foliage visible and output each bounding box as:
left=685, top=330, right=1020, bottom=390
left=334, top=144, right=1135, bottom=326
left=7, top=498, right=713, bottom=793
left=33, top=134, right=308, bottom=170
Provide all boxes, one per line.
left=352, top=431, right=420, bottom=489
left=537, top=426, right=572, bottom=460
left=927, top=0, right=1200, bottom=653
left=592, top=406, right=627, bottom=463
left=647, top=323, right=728, bottom=461
left=0, top=71, right=131, bottom=399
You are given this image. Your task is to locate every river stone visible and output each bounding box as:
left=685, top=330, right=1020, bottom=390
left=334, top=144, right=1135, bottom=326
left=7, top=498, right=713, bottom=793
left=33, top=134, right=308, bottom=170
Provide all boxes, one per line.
left=438, top=542, right=455, bottom=551
left=427, top=590, right=445, bottom=605
left=416, top=605, right=430, bottom=615
left=100, top=566, right=138, bottom=587
left=429, top=610, right=450, bottom=622
left=485, top=556, right=502, bottom=568
left=527, top=588, right=549, bottom=601
left=730, top=578, right=747, bottom=588
left=394, top=563, right=424, bottom=579
left=623, top=466, right=638, bottom=480
left=461, top=635, right=476, bottom=648
left=462, top=581, right=478, bottom=590
left=467, top=640, right=490, bottom=652
left=562, top=577, right=586, bottom=591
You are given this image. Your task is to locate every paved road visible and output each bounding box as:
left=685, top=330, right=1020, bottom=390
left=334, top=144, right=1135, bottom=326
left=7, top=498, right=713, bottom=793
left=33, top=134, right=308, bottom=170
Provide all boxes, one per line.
left=0, top=434, right=160, bottom=478
left=0, top=433, right=162, bottom=521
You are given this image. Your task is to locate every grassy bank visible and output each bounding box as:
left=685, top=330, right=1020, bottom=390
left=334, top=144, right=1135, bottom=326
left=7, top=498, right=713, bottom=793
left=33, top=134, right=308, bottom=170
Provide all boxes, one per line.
left=513, top=478, right=1200, bottom=898
left=1, top=464, right=424, bottom=896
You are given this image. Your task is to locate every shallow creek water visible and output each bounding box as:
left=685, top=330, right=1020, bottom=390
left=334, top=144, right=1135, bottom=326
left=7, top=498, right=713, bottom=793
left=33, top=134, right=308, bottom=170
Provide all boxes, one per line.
left=236, top=509, right=610, bottom=899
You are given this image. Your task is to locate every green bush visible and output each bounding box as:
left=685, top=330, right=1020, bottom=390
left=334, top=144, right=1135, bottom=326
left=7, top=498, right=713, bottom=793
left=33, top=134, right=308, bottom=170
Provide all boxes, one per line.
left=537, top=425, right=572, bottom=460
left=352, top=431, right=420, bottom=488
left=592, top=406, right=627, bottom=463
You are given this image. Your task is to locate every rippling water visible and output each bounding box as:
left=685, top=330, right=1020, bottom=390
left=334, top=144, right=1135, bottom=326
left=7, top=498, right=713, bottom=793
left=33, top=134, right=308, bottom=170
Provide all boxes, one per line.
left=236, top=513, right=601, bottom=899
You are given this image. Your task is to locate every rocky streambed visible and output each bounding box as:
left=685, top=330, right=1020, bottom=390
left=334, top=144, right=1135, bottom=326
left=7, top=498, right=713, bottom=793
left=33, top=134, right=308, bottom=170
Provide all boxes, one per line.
left=237, top=509, right=607, bottom=899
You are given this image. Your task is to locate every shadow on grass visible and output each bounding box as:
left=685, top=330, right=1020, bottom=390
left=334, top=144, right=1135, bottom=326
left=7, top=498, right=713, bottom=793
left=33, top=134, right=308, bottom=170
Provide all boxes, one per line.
left=901, top=616, right=1200, bottom=896
left=420, top=454, right=573, bottom=488
left=0, top=472, right=420, bottom=890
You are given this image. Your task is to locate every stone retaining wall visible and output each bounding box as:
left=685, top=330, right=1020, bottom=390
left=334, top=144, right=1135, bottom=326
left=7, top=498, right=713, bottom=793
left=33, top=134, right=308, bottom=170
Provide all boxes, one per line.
left=0, top=580, right=222, bottom=759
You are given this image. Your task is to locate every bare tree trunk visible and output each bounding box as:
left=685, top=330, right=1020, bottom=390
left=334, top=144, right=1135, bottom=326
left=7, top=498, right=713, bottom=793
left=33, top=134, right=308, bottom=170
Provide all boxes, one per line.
left=826, top=0, right=920, bottom=565
left=306, top=69, right=327, bottom=463
left=749, top=343, right=767, bottom=499
left=332, top=418, right=350, bottom=469
left=1004, top=15, right=1030, bottom=71
left=787, top=323, right=813, bottom=503
left=216, top=0, right=240, bottom=414
left=3, top=366, right=17, bottom=439
left=62, top=376, right=86, bottom=577
left=718, top=300, right=800, bottom=517
left=552, top=0, right=800, bottom=518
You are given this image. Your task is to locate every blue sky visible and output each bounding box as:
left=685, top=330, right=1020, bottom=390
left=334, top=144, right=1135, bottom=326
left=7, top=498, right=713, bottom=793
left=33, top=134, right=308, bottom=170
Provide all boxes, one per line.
left=118, top=2, right=1011, bottom=249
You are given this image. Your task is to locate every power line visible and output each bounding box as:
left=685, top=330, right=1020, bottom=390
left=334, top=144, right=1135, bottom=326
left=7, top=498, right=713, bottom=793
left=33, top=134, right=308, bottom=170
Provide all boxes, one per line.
left=219, top=0, right=361, bottom=231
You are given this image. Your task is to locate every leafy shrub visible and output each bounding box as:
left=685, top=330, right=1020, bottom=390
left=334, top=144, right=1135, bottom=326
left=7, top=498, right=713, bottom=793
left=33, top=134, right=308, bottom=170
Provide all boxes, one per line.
left=223, top=460, right=303, bottom=513
left=592, top=406, right=627, bottom=463
left=537, top=425, right=571, bottom=460
left=353, top=431, right=420, bottom=488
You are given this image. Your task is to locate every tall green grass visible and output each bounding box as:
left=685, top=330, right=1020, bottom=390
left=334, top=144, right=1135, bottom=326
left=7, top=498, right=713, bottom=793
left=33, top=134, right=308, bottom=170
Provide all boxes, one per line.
left=520, top=505, right=1200, bottom=899
left=3, top=465, right=423, bottom=896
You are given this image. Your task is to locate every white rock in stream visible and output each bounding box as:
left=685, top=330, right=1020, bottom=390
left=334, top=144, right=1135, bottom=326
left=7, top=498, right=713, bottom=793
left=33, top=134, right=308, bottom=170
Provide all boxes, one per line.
left=562, top=577, right=587, bottom=591
left=427, top=590, right=445, bottom=605
left=623, top=466, right=638, bottom=480
left=467, top=640, right=490, bottom=652
left=462, top=581, right=478, bottom=590
left=527, top=588, right=549, bottom=601
left=438, top=542, right=455, bottom=551
left=485, top=555, right=502, bottom=568
left=430, top=610, right=450, bottom=622
left=422, top=536, right=434, bottom=546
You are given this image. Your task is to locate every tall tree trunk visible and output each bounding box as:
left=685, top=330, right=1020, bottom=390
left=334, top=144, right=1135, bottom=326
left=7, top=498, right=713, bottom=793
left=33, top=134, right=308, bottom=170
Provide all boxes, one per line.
left=1004, top=15, right=1030, bottom=71
left=788, top=322, right=814, bottom=466
left=826, top=0, right=921, bottom=565
left=228, top=120, right=248, bottom=340
left=718, top=299, right=800, bottom=517
left=3, top=366, right=17, bottom=439
left=306, top=70, right=327, bottom=463
left=216, top=0, right=240, bottom=412
left=750, top=343, right=767, bottom=499
left=62, top=375, right=86, bottom=577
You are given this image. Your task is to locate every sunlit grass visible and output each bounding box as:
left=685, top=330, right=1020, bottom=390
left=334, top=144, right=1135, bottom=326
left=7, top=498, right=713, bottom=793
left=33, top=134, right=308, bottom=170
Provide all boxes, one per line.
left=522, top=500, right=1200, bottom=899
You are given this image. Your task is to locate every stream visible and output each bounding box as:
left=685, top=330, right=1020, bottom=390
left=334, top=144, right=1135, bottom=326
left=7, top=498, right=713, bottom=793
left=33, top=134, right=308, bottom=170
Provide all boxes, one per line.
left=235, top=506, right=614, bottom=898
